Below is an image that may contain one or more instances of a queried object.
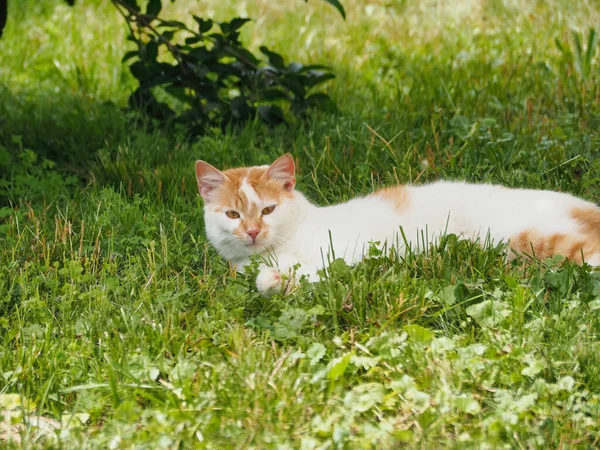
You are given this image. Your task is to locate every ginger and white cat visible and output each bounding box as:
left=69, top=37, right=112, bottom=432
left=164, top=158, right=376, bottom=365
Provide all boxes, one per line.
left=195, top=154, right=600, bottom=296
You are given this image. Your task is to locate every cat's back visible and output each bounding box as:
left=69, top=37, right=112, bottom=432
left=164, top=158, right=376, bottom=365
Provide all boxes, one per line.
left=413, top=180, right=593, bottom=210
left=410, top=180, right=598, bottom=237
left=308, top=191, right=404, bottom=231
left=289, top=189, right=410, bottom=262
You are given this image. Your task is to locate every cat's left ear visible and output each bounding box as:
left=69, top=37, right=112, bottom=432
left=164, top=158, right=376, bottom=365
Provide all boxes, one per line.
left=267, top=154, right=296, bottom=192
left=195, top=160, right=227, bottom=202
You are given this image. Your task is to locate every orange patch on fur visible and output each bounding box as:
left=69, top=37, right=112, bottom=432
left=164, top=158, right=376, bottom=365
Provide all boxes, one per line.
left=510, top=205, right=600, bottom=264
left=371, top=186, right=410, bottom=212
left=571, top=207, right=600, bottom=239
left=509, top=229, right=589, bottom=262
left=571, top=206, right=600, bottom=263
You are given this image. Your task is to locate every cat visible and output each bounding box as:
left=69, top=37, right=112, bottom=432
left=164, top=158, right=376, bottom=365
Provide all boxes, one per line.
left=195, top=154, right=600, bottom=296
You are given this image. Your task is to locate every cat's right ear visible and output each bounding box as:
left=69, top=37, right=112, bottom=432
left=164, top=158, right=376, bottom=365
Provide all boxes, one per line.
left=195, top=160, right=226, bottom=202
left=267, top=154, right=296, bottom=192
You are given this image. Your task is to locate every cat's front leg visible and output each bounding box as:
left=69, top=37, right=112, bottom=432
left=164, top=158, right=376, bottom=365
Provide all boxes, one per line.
left=256, top=266, right=294, bottom=297
left=255, top=261, right=321, bottom=297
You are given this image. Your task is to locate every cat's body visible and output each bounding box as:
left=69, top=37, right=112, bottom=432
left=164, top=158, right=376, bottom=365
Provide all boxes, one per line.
left=196, top=155, right=600, bottom=296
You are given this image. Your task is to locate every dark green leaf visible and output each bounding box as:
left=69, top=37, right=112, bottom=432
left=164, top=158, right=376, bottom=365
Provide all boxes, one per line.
left=142, top=41, right=158, bottom=63
left=219, top=22, right=230, bottom=34
left=227, top=18, right=251, bottom=32
left=185, top=35, right=204, bottom=45
left=282, top=73, right=306, bottom=97
left=305, top=92, right=334, bottom=105
left=158, top=20, right=187, bottom=29
left=259, top=46, right=285, bottom=70
left=0, top=0, right=7, bottom=39
left=258, top=89, right=289, bottom=101
left=122, top=0, right=140, bottom=12
left=258, top=105, right=286, bottom=126
left=188, top=47, right=213, bottom=62
left=122, top=50, right=139, bottom=63
left=129, top=61, right=149, bottom=81
left=161, top=30, right=176, bottom=41
left=298, top=64, right=332, bottom=73
left=146, top=0, right=162, bottom=17
left=325, top=0, right=345, bottom=19
left=164, top=85, right=194, bottom=105
left=227, top=47, right=260, bottom=66
left=287, top=62, right=332, bottom=74
left=128, top=87, right=174, bottom=120
left=205, top=100, right=224, bottom=113
left=304, top=72, right=336, bottom=88
left=193, top=16, right=213, bottom=34
left=229, top=96, right=254, bottom=120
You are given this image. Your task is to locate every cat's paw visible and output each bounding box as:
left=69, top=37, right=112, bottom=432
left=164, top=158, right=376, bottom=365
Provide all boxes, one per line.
left=256, top=267, right=285, bottom=297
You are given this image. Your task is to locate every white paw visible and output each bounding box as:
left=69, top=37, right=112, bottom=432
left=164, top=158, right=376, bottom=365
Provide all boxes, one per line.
left=256, top=267, right=284, bottom=297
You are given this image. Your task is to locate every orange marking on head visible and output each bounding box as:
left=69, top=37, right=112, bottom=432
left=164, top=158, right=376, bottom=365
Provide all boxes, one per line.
left=196, top=156, right=297, bottom=243
left=210, top=166, right=294, bottom=209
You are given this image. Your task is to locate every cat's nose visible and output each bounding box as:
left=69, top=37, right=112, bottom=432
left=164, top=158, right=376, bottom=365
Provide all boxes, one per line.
left=247, top=229, right=260, bottom=241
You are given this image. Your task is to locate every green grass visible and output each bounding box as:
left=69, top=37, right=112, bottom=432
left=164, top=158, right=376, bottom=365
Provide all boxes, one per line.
left=1, top=0, right=600, bottom=447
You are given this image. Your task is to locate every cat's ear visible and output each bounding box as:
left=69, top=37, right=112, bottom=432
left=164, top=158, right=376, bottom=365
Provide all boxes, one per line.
left=195, top=160, right=227, bottom=201
left=267, top=154, right=296, bottom=192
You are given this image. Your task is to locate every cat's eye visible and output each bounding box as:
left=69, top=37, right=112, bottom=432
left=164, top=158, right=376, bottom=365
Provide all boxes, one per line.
left=226, top=210, right=240, bottom=219
left=262, top=206, right=276, bottom=215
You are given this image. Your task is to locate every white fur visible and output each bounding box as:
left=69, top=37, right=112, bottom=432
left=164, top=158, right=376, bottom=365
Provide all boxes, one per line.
left=204, top=181, right=598, bottom=296
left=203, top=183, right=299, bottom=265
left=240, top=178, right=262, bottom=205
left=255, top=267, right=283, bottom=297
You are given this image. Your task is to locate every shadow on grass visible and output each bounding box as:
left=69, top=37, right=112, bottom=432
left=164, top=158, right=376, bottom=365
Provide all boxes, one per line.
left=2, top=9, right=600, bottom=208
left=0, top=87, right=126, bottom=172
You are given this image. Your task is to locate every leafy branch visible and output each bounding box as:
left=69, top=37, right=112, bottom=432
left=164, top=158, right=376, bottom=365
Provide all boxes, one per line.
left=112, top=0, right=341, bottom=132
left=0, top=0, right=344, bottom=132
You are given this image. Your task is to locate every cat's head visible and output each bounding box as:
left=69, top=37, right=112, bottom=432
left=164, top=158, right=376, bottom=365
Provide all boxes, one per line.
left=195, top=154, right=298, bottom=259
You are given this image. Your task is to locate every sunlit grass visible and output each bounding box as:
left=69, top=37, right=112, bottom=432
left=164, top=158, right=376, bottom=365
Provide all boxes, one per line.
left=1, top=0, right=600, bottom=447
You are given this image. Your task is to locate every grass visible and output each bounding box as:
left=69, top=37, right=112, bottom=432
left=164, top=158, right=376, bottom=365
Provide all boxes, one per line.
left=1, top=0, right=600, bottom=447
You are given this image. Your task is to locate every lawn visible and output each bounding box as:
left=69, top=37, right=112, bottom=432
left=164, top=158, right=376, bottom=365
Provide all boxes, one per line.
left=1, top=0, right=600, bottom=447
